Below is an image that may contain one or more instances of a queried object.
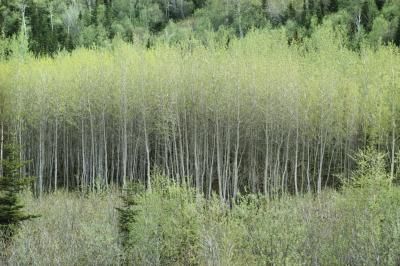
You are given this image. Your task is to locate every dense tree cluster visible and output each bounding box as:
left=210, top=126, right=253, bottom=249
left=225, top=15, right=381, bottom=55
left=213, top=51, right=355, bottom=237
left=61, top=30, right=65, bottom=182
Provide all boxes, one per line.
left=1, top=27, right=400, bottom=199
left=1, top=0, right=400, bottom=55
left=0, top=0, right=207, bottom=54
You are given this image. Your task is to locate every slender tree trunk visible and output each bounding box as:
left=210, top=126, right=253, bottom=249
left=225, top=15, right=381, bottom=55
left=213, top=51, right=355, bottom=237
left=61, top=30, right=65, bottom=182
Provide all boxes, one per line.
left=208, top=135, right=216, bottom=199
left=263, top=122, right=269, bottom=197
left=282, top=130, right=290, bottom=194
left=122, top=112, right=127, bottom=188
left=81, top=119, right=86, bottom=190
left=63, top=124, right=69, bottom=190
left=18, top=119, right=23, bottom=177
left=391, top=69, right=397, bottom=180
left=54, top=117, right=58, bottom=191
left=103, top=111, right=108, bottom=187
left=237, top=0, right=244, bottom=38
left=274, top=133, right=283, bottom=197
left=216, top=118, right=223, bottom=201
left=233, top=116, right=240, bottom=199
left=194, top=120, right=201, bottom=193
left=307, top=139, right=311, bottom=193
left=0, top=121, right=3, bottom=177
left=177, top=114, right=185, bottom=179
left=143, top=112, right=151, bottom=191
left=89, top=108, right=95, bottom=191
left=38, top=121, right=44, bottom=197
left=184, top=111, right=190, bottom=184
left=317, top=130, right=326, bottom=194
left=223, top=125, right=230, bottom=199
left=294, top=126, right=299, bottom=196
left=325, top=144, right=336, bottom=188
left=164, top=135, right=170, bottom=177
left=172, top=126, right=180, bottom=183
left=391, top=116, right=396, bottom=180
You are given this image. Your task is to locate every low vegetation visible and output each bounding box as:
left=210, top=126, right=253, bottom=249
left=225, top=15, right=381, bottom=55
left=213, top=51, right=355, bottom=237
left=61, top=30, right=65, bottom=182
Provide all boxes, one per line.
left=1, top=149, right=399, bottom=265
left=1, top=191, right=122, bottom=265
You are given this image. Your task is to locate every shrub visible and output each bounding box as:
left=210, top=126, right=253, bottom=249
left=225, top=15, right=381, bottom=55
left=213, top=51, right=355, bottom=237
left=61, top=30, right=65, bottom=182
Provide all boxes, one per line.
left=118, top=175, right=202, bottom=265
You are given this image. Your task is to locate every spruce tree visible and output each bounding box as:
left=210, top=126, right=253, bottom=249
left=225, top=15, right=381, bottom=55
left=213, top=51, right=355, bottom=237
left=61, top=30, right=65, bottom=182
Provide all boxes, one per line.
left=309, top=0, right=315, bottom=15
left=361, top=1, right=372, bottom=32
left=286, top=2, right=297, bottom=21
left=261, top=0, right=269, bottom=18
left=327, top=0, right=338, bottom=13
left=316, top=0, right=325, bottom=24
left=116, top=182, right=145, bottom=249
left=375, top=0, right=385, bottom=11
left=395, top=18, right=400, bottom=46
left=301, top=0, right=311, bottom=28
left=0, top=143, right=38, bottom=243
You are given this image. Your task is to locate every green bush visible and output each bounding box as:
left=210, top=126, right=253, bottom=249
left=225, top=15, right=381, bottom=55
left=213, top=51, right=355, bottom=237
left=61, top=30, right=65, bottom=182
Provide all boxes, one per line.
left=118, top=175, right=202, bottom=265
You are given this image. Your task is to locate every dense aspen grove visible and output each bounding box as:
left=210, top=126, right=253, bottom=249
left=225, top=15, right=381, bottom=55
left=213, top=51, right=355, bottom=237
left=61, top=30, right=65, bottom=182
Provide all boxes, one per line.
left=1, top=27, right=400, bottom=200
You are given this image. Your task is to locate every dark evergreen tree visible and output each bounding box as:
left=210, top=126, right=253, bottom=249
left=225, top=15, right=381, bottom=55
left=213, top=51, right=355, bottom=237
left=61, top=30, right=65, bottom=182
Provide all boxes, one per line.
left=91, top=0, right=98, bottom=25
left=375, top=0, right=385, bottom=11
left=327, top=0, right=338, bottom=13
left=0, top=143, right=38, bottom=243
left=301, top=0, right=311, bottom=28
left=285, top=2, right=297, bottom=21
left=0, top=1, right=21, bottom=38
left=361, top=1, right=372, bottom=32
left=104, top=0, right=113, bottom=36
left=394, top=18, right=400, bottom=46
left=316, top=0, right=325, bottom=24
left=308, top=0, right=315, bottom=15
left=261, top=0, right=269, bottom=17
left=28, top=2, right=58, bottom=55
left=116, top=182, right=145, bottom=249
left=192, top=0, right=206, bottom=9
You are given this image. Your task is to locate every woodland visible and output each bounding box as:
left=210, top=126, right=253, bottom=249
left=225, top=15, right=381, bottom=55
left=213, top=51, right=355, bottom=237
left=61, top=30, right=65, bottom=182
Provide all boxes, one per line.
left=1, top=0, right=400, bottom=265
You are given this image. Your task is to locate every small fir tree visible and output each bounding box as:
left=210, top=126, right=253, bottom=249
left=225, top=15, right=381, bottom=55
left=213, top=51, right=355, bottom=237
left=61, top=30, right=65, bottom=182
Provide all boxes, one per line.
left=316, top=0, right=325, bottom=24
left=308, top=0, right=315, bottom=15
left=394, top=18, right=400, bottom=46
left=361, top=1, right=372, bottom=32
left=327, top=0, right=338, bottom=13
left=0, top=143, right=38, bottom=242
left=375, top=0, right=385, bottom=11
left=285, top=2, right=297, bottom=22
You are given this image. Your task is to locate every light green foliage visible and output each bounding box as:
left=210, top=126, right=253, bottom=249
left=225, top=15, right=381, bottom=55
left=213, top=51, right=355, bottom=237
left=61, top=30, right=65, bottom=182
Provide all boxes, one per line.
left=116, top=175, right=400, bottom=265
left=369, top=15, right=390, bottom=46
left=2, top=27, right=400, bottom=198
left=119, top=175, right=202, bottom=265
left=346, top=147, right=391, bottom=187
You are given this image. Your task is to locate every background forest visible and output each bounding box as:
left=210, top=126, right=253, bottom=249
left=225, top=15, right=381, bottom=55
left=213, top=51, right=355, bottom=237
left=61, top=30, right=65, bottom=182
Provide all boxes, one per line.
left=2, top=0, right=400, bottom=265
left=1, top=0, right=400, bottom=55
